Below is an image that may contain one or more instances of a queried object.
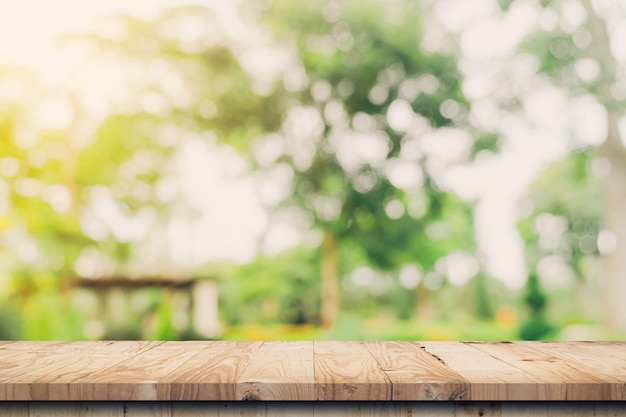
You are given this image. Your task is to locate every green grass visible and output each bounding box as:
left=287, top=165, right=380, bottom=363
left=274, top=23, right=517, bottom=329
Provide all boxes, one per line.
left=221, top=315, right=519, bottom=341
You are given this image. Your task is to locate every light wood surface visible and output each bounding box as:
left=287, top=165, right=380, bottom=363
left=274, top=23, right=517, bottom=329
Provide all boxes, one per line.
left=236, top=341, right=315, bottom=401
left=314, top=341, right=391, bottom=400
left=516, top=341, right=626, bottom=400
left=466, top=342, right=617, bottom=400
left=0, top=341, right=159, bottom=401
left=364, top=341, right=468, bottom=400
left=420, top=341, right=547, bottom=401
left=158, top=341, right=259, bottom=400
left=0, top=341, right=625, bottom=401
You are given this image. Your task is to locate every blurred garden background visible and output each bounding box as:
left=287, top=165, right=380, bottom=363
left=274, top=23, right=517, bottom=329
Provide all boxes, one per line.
left=1, top=0, right=626, bottom=341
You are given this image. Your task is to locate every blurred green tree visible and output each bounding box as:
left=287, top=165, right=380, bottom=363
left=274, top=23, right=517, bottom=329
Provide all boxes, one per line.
left=519, top=271, right=554, bottom=340
left=257, top=0, right=479, bottom=328
left=1, top=0, right=508, bottom=339
left=0, top=73, right=93, bottom=338
left=518, top=150, right=605, bottom=330
left=0, top=6, right=285, bottom=339
left=510, top=0, right=626, bottom=333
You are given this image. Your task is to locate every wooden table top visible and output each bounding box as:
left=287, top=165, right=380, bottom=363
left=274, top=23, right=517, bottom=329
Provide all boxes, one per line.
left=0, top=341, right=624, bottom=402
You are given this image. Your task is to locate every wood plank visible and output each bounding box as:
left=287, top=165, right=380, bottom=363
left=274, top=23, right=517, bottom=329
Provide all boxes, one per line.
left=73, top=342, right=210, bottom=401
left=124, top=403, right=172, bottom=417
left=0, top=341, right=625, bottom=405
left=314, top=341, right=391, bottom=401
left=419, top=341, right=544, bottom=401
left=0, top=341, right=65, bottom=351
left=525, top=342, right=626, bottom=400
left=517, top=341, right=626, bottom=400
left=408, top=402, right=456, bottom=417
left=236, top=341, right=315, bottom=400
left=213, top=403, right=255, bottom=417
left=608, top=403, right=626, bottom=417
left=455, top=403, right=501, bottom=417
left=547, top=402, right=608, bottom=417
left=0, top=342, right=70, bottom=386
left=0, top=403, right=28, bottom=417
left=365, top=341, right=468, bottom=400
left=0, top=343, right=100, bottom=399
left=29, top=402, right=80, bottom=417
left=501, top=402, right=548, bottom=417
left=221, top=403, right=313, bottom=417
left=314, top=402, right=411, bottom=416
left=172, top=401, right=315, bottom=417
left=351, top=403, right=409, bottom=417
left=0, top=342, right=148, bottom=375
left=0, top=342, right=160, bottom=401
left=467, top=342, right=616, bottom=400
left=78, top=402, right=124, bottom=417
left=208, top=403, right=257, bottom=417
left=418, top=402, right=609, bottom=417
left=0, top=402, right=620, bottom=417
left=160, top=341, right=260, bottom=400
left=171, top=403, right=221, bottom=417
left=0, top=350, right=56, bottom=383
left=264, top=403, right=313, bottom=417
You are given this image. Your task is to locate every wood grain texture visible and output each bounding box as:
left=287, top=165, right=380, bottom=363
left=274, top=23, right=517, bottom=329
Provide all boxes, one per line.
left=517, top=342, right=626, bottom=400
left=0, top=341, right=65, bottom=351
left=467, top=342, right=621, bottom=400
left=0, top=342, right=625, bottom=402
left=0, top=341, right=71, bottom=392
left=419, top=342, right=543, bottom=401
left=314, top=341, right=391, bottom=401
left=76, top=342, right=206, bottom=401
left=365, top=341, right=468, bottom=400
left=161, top=341, right=260, bottom=401
left=236, top=341, right=315, bottom=400
left=1, top=341, right=159, bottom=401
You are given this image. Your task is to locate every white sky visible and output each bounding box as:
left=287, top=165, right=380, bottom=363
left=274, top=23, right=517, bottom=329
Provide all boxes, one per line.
left=0, top=1, right=172, bottom=65
left=0, top=0, right=621, bottom=289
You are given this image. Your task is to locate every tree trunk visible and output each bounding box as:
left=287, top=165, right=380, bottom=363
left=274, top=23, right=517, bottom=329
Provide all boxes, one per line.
left=415, top=283, right=432, bottom=321
left=600, top=111, right=626, bottom=333
left=320, top=231, right=339, bottom=330
left=473, top=273, right=494, bottom=320
left=580, top=0, right=626, bottom=333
